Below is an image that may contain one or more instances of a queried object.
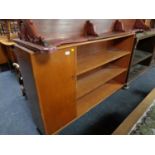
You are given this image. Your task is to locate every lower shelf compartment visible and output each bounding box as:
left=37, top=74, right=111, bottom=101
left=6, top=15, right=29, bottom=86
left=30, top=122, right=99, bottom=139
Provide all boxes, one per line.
left=77, top=65, right=126, bottom=99
left=77, top=82, right=123, bottom=116
left=129, top=64, right=148, bottom=82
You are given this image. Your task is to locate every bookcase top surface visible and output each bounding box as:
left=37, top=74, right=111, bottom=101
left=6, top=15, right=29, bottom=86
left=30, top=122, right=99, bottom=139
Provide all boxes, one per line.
left=14, top=31, right=134, bottom=52
left=14, top=19, right=154, bottom=52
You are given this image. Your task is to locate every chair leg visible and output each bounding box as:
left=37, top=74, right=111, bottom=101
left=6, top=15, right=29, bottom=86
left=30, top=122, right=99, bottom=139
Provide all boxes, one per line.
left=13, top=63, right=27, bottom=97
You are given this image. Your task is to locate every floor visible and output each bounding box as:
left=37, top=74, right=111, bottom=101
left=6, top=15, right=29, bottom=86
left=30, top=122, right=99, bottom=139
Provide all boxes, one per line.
left=0, top=66, right=155, bottom=135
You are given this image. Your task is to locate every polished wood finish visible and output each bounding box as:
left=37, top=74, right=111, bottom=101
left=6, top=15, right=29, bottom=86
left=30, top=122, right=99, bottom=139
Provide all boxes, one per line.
left=113, top=88, right=155, bottom=135
left=31, top=47, right=77, bottom=134
left=15, top=45, right=77, bottom=134
left=77, top=48, right=130, bottom=75
left=77, top=66, right=126, bottom=99
left=14, top=20, right=135, bottom=134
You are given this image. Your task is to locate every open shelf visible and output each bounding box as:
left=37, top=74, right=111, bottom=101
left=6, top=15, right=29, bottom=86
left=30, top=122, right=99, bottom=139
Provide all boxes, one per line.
left=77, top=65, right=126, bottom=99
left=127, top=30, right=155, bottom=84
left=129, top=64, right=148, bottom=81
left=77, top=49, right=130, bottom=75
left=77, top=82, right=123, bottom=116
left=132, top=49, right=152, bottom=65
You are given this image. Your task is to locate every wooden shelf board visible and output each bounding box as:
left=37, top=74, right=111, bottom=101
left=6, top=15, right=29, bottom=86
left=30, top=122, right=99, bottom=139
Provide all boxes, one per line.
left=132, top=49, right=152, bottom=65
left=129, top=64, right=148, bottom=82
left=57, top=32, right=133, bottom=50
left=77, top=82, right=123, bottom=116
left=77, top=49, right=130, bottom=75
left=77, top=66, right=126, bottom=99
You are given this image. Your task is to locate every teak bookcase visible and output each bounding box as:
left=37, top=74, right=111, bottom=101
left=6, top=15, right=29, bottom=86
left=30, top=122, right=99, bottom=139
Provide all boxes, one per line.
left=127, top=30, right=155, bottom=83
left=14, top=32, right=135, bottom=134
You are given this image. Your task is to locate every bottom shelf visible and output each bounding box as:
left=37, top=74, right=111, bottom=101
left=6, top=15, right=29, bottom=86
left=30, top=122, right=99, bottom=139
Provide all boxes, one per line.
left=129, top=64, right=148, bottom=82
left=77, top=82, right=123, bottom=116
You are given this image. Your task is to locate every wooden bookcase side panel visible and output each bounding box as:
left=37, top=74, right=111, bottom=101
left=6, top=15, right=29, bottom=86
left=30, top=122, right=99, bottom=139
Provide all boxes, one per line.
left=14, top=45, right=45, bottom=134
left=31, top=47, right=77, bottom=134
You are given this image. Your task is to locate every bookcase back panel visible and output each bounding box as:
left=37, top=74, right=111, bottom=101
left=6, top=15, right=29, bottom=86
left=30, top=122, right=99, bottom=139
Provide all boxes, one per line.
left=112, top=36, right=135, bottom=52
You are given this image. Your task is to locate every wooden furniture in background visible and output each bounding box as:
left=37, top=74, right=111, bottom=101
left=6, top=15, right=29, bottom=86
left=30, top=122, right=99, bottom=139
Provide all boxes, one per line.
left=0, top=44, right=7, bottom=64
left=14, top=21, right=135, bottom=134
left=127, top=30, right=155, bottom=84
left=113, top=88, right=155, bottom=135
left=0, top=20, right=18, bottom=66
left=0, top=20, right=18, bottom=40
left=0, top=38, right=16, bottom=66
left=112, top=19, right=155, bottom=85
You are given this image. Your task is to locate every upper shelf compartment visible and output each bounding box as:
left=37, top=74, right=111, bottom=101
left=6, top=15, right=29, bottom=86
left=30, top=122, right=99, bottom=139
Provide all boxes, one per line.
left=77, top=49, right=130, bottom=75
left=77, top=35, right=134, bottom=76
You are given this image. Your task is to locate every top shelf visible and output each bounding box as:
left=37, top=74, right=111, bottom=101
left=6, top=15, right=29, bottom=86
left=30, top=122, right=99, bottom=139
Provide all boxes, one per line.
left=77, top=49, right=130, bottom=75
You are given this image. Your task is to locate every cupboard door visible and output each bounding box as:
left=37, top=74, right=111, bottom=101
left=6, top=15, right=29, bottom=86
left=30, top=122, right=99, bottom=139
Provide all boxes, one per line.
left=32, top=47, right=77, bottom=134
